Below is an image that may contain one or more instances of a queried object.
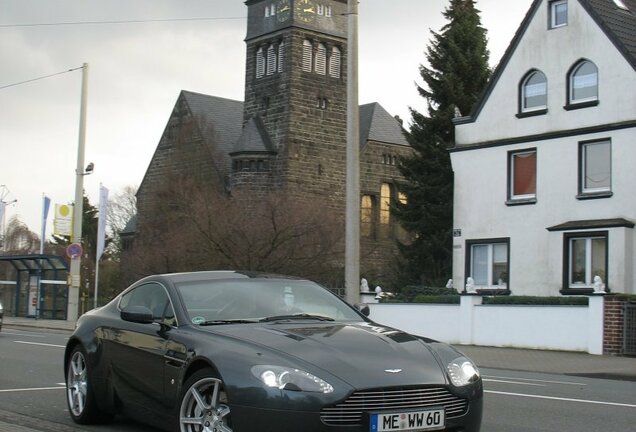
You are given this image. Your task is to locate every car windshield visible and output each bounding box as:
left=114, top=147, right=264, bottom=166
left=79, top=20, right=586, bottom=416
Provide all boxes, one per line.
left=175, top=278, right=363, bottom=324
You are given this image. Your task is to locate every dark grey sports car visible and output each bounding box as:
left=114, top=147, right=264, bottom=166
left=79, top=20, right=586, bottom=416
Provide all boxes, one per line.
left=65, top=271, right=482, bottom=432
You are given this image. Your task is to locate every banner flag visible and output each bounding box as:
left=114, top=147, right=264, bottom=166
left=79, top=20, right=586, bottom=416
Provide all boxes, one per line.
left=96, top=185, right=109, bottom=260
left=40, top=196, right=51, bottom=254
left=0, top=201, right=5, bottom=228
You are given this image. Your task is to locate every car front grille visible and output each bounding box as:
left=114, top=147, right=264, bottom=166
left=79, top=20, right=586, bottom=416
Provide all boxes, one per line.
left=320, top=387, right=469, bottom=426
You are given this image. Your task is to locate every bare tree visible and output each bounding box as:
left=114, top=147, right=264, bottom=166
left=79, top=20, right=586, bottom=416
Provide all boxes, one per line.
left=2, top=216, right=39, bottom=254
left=107, top=185, right=137, bottom=256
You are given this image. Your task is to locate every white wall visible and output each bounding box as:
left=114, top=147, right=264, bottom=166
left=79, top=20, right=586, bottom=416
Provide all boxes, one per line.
left=368, top=298, right=603, bottom=353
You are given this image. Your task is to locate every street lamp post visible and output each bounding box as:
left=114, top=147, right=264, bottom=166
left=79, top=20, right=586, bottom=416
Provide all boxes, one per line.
left=68, top=63, right=89, bottom=322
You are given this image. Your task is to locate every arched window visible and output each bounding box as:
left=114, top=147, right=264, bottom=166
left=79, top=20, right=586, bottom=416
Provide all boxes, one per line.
left=277, top=42, right=285, bottom=73
left=569, top=60, right=598, bottom=103
left=302, top=40, right=313, bottom=72
left=315, top=43, right=327, bottom=75
left=267, top=45, right=277, bottom=75
left=380, top=183, right=392, bottom=238
left=256, top=47, right=265, bottom=78
left=361, top=195, right=374, bottom=237
left=329, top=46, right=341, bottom=78
left=520, top=70, right=547, bottom=112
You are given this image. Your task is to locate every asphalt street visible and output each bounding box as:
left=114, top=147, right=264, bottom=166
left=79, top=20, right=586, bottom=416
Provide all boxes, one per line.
left=0, top=326, right=634, bottom=431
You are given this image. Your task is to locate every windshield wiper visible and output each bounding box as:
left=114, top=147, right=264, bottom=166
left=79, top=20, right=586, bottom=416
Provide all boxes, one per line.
left=259, top=313, right=335, bottom=322
left=199, top=319, right=259, bottom=326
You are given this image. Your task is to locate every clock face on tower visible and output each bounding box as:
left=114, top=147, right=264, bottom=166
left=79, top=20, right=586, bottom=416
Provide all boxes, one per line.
left=276, top=0, right=291, bottom=22
left=295, top=0, right=316, bottom=23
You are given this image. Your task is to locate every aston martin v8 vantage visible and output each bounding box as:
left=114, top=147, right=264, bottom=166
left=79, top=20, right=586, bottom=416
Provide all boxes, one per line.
left=64, top=271, right=482, bottom=431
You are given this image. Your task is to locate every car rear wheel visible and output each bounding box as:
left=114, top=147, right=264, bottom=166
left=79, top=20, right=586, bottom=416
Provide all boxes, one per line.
left=66, top=345, right=111, bottom=424
left=179, top=369, right=232, bottom=432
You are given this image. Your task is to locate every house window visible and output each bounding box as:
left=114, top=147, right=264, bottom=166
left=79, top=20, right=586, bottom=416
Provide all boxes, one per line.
left=564, top=232, right=607, bottom=290
left=569, top=60, right=598, bottom=104
left=379, top=183, right=392, bottom=238
left=266, top=45, right=277, bottom=75
left=396, top=191, right=409, bottom=242
left=329, top=46, right=341, bottom=78
left=508, top=149, right=537, bottom=202
left=317, top=4, right=324, bottom=15
left=302, top=40, right=313, bottom=72
left=315, top=43, right=327, bottom=75
left=466, top=239, right=509, bottom=289
left=361, top=195, right=374, bottom=237
left=520, top=71, right=547, bottom=113
left=325, top=6, right=332, bottom=17
left=579, top=140, right=611, bottom=196
left=550, top=0, right=568, bottom=28
left=256, top=47, right=265, bottom=78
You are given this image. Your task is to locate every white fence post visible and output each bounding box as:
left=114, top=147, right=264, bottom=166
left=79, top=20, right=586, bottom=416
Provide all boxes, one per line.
left=460, top=295, right=482, bottom=345
left=588, top=295, right=605, bottom=355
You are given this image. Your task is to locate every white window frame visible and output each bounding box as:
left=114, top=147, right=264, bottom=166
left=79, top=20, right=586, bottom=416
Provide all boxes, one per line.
left=329, top=46, right=341, bottom=78
left=256, top=47, right=265, bottom=78
left=302, top=40, right=313, bottom=72
left=580, top=140, right=611, bottom=194
left=509, top=149, right=537, bottom=201
left=315, top=43, right=327, bottom=75
left=521, top=71, right=547, bottom=113
left=467, top=240, right=509, bottom=290
left=569, top=60, right=598, bottom=104
left=550, top=0, right=568, bottom=28
left=266, top=44, right=277, bottom=75
left=567, top=234, right=607, bottom=288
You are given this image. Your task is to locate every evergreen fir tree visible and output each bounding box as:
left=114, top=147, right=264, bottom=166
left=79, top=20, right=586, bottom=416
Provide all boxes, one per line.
left=395, top=0, right=491, bottom=286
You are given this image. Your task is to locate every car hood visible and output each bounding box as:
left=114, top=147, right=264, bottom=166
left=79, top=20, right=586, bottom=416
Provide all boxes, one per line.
left=206, top=321, right=448, bottom=388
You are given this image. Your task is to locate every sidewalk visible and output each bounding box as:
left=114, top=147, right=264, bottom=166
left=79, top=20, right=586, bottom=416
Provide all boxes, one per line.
left=3, top=316, right=635, bottom=381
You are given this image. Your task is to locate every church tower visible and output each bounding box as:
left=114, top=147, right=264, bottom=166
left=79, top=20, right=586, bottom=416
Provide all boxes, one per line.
left=239, top=0, right=348, bottom=203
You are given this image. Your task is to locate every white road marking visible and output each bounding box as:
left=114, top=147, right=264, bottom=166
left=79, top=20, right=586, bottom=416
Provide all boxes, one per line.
left=483, top=378, right=545, bottom=387
left=0, top=386, right=65, bottom=394
left=486, top=390, right=636, bottom=408
left=13, top=340, right=65, bottom=348
left=483, top=375, right=587, bottom=386
left=1, top=331, right=46, bottom=338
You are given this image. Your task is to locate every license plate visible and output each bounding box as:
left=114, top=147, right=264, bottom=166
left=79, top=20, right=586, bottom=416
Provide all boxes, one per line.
left=370, top=408, right=445, bottom=431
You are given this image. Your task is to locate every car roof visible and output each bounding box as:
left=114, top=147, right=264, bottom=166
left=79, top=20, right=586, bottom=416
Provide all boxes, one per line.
left=149, top=270, right=306, bottom=285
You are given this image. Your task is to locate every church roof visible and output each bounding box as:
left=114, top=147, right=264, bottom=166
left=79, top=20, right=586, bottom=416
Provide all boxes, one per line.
left=181, top=90, right=245, bottom=164
left=230, top=116, right=276, bottom=156
left=359, top=102, right=409, bottom=148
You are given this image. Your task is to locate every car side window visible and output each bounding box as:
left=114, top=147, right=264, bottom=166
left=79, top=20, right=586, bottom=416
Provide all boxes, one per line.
left=120, top=283, right=176, bottom=325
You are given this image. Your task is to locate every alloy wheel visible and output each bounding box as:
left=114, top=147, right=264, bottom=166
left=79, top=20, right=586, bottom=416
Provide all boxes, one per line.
left=67, top=350, right=88, bottom=417
left=180, top=377, right=232, bottom=432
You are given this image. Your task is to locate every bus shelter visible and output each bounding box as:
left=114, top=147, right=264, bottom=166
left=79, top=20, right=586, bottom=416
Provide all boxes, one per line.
left=0, top=255, right=69, bottom=320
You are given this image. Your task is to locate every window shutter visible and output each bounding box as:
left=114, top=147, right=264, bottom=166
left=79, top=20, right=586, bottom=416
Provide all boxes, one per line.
left=302, top=40, right=313, bottom=72
left=256, top=48, right=265, bottom=78
left=315, top=43, right=326, bottom=75
left=329, top=47, right=341, bottom=78
left=267, top=45, right=276, bottom=75
left=277, top=42, right=285, bottom=73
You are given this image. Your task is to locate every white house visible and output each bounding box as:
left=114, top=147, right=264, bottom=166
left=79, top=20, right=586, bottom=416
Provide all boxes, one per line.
left=450, top=0, right=636, bottom=296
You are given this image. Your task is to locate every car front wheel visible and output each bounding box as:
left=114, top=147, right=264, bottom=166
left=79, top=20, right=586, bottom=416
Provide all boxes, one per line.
left=179, top=369, right=232, bottom=432
left=66, top=345, right=111, bottom=424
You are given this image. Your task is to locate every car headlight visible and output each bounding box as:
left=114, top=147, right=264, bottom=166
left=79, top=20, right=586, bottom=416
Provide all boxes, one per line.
left=251, top=365, right=334, bottom=393
left=447, top=357, right=480, bottom=387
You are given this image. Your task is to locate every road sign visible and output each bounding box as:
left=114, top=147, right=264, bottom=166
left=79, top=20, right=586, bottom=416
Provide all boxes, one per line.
left=66, top=243, right=83, bottom=260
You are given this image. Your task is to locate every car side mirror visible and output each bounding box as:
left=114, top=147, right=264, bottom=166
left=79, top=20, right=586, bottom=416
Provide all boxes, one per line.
left=355, top=303, right=370, bottom=317
left=121, top=306, right=155, bottom=324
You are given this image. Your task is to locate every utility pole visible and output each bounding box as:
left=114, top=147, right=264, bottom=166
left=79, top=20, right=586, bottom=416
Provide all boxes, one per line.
left=345, top=0, right=360, bottom=305
left=68, top=63, right=89, bottom=322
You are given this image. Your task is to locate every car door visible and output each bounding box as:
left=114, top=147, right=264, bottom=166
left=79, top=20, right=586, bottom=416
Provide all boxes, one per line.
left=108, top=282, right=175, bottom=415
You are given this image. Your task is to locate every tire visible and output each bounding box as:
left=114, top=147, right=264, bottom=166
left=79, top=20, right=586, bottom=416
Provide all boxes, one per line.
left=178, top=369, right=233, bottom=432
left=66, top=345, right=112, bottom=424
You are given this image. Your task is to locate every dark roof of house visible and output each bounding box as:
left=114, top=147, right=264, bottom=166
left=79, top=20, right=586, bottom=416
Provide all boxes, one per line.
left=454, top=0, right=636, bottom=127
left=359, top=102, right=409, bottom=148
left=547, top=218, right=635, bottom=231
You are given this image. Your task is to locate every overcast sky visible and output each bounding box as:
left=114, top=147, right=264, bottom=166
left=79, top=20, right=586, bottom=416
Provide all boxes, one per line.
left=0, top=0, right=534, bottom=235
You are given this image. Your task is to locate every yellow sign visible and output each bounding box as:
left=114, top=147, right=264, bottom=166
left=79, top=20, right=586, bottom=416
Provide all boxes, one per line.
left=54, top=204, right=73, bottom=236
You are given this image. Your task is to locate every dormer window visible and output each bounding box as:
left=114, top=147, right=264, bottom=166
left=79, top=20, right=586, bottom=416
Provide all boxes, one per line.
left=520, top=70, right=547, bottom=114
left=549, top=0, right=568, bottom=28
left=613, top=0, right=629, bottom=11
